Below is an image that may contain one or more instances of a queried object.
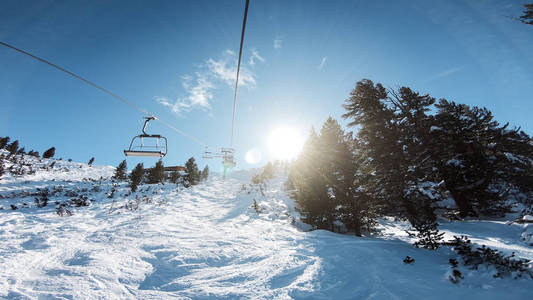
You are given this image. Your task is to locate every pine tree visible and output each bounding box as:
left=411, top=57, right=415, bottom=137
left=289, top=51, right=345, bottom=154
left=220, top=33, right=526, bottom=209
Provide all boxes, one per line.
left=114, top=160, right=127, bottom=180
left=6, top=140, right=19, bottom=156
left=0, top=137, right=9, bottom=149
left=147, top=160, right=165, bottom=184
left=169, top=170, right=181, bottom=184
left=0, top=155, right=4, bottom=180
left=16, top=147, right=25, bottom=155
left=201, top=165, right=209, bottom=181
left=88, top=157, right=95, bottom=166
left=519, top=3, right=533, bottom=25
left=42, top=147, right=55, bottom=159
left=263, top=162, right=275, bottom=179
left=28, top=150, right=40, bottom=157
left=289, top=127, right=334, bottom=230
left=130, top=163, right=144, bottom=192
left=184, top=157, right=200, bottom=186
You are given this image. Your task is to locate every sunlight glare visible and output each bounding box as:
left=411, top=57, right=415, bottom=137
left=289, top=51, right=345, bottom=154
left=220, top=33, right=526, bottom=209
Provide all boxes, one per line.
left=267, top=127, right=305, bottom=161
left=245, top=148, right=262, bottom=164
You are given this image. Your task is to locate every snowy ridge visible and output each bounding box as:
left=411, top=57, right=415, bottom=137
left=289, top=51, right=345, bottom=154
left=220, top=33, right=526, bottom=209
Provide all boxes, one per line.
left=0, top=159, right=532, bottom=299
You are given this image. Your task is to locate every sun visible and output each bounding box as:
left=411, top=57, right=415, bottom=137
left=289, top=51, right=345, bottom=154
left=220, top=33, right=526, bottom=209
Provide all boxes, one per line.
left=267, top=127, right=305, bottom=161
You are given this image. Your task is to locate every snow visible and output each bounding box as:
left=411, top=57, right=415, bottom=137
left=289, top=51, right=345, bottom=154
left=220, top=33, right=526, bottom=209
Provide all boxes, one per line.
left=1, top=158, right=532, bottom=299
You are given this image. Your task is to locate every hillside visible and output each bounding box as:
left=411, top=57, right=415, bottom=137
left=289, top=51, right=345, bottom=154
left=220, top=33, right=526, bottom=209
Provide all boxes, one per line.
left=0, top=154, right=532, bottom=299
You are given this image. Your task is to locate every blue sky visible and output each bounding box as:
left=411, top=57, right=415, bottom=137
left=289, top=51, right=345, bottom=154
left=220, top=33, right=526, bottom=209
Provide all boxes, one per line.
left=1, top=0, right=532, bottom=171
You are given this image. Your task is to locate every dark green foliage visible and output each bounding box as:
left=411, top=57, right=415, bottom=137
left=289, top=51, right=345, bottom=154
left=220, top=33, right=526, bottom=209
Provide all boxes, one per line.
left=448, top=236, right=533, bottom=279
left=17, top=147, right=25, bottom=155
left=88, top=157, right=95, bottom=166
left=0, top=156, right=4, bottom=180
left=34, top=189, right=49, bottom=208
left=147, top=160, right=166, bottom=184
left=28, top=150, right=40, bottom=157
left=201, top=165, right=209, bottom=181
left=184, top=157, right=200, bottom=186
left=169, top=170, right=181, bottom=184
left=0, top=137, right=9, bottom=149
left=6, top=140, right=19, bottom=155
left=43, top=147, right=55, bottom=159
left=130, top=163, right=144, bottom=192
left=430, top=100, right=533, bottom=217
left=289, top=118, right=378, bottom=235
left=114, top=160, right=127, bottom=180
left=406, top=196, right=444, bottom=249
left=403, top=256, right=415, bottom=264
left=519, top=3, right=533, bottom=25
left=342, top=79, right=533, bottom=221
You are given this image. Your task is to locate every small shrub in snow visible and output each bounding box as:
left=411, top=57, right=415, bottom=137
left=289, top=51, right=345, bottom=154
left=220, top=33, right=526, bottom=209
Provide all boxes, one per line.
left=448, top=236, right=533, bottom=279
left=108, top=185, right=116, bottom=198
left=448, top=269, right=464, bottom=284
left=252, top=199, right=263, bottom=213
left=34, top=189, right=50, bottom=208
left=70, top=195, right=90, bottom=207
left=10, top=204, right=17, bottom=210
left=406, top=199, right=444, bottom=250
left=403, top=256, right=415, bottom=264
left=56, top=204, right=72, bottom=217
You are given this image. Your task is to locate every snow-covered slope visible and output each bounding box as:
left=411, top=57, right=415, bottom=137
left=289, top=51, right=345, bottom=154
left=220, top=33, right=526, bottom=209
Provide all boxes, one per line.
left=0, top=158, right=532, bottom=299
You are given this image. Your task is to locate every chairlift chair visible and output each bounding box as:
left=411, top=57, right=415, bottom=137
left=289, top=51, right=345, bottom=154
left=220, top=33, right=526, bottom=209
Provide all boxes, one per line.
left=221, top=148, right=236, bottom=168
left=124, top=117, right=168, bottom=157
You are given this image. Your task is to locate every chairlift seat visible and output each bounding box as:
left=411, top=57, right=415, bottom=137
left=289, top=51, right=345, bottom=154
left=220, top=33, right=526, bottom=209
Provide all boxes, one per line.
left=124, top=150, right=166, bottom=157
left=124, top=117, right=168, bottom=157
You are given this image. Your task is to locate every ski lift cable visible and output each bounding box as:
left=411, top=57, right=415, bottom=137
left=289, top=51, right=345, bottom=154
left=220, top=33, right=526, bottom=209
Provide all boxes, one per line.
left=230, top=0, right=250, bottom=148
left=0, top=40, right=207, bottom=147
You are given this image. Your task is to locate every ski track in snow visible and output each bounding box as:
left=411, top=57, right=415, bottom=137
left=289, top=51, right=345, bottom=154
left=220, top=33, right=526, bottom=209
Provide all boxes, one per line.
left=0, top=163, right=532, bottom=299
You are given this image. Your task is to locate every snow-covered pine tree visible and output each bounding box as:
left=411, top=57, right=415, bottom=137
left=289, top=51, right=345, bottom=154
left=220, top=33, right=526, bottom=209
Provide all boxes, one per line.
left=42, top=147, right=55, bottom=159
left=130, top=163, right=144, bottom=192
left=88, top=157, right=95, bottom=166
left=342, top=80, right=408, bottom=216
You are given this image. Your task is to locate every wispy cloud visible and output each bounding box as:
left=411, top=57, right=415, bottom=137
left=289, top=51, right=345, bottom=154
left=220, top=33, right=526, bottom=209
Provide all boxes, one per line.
left=156, top=50, right=257, bottom=114
left=248, top=49, right=265, bottom=66
left=426, top=66, right=463, bottom=82
left=318, top=57, right=327, bottom=70
left=274, top=39, right=282, bottom=49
